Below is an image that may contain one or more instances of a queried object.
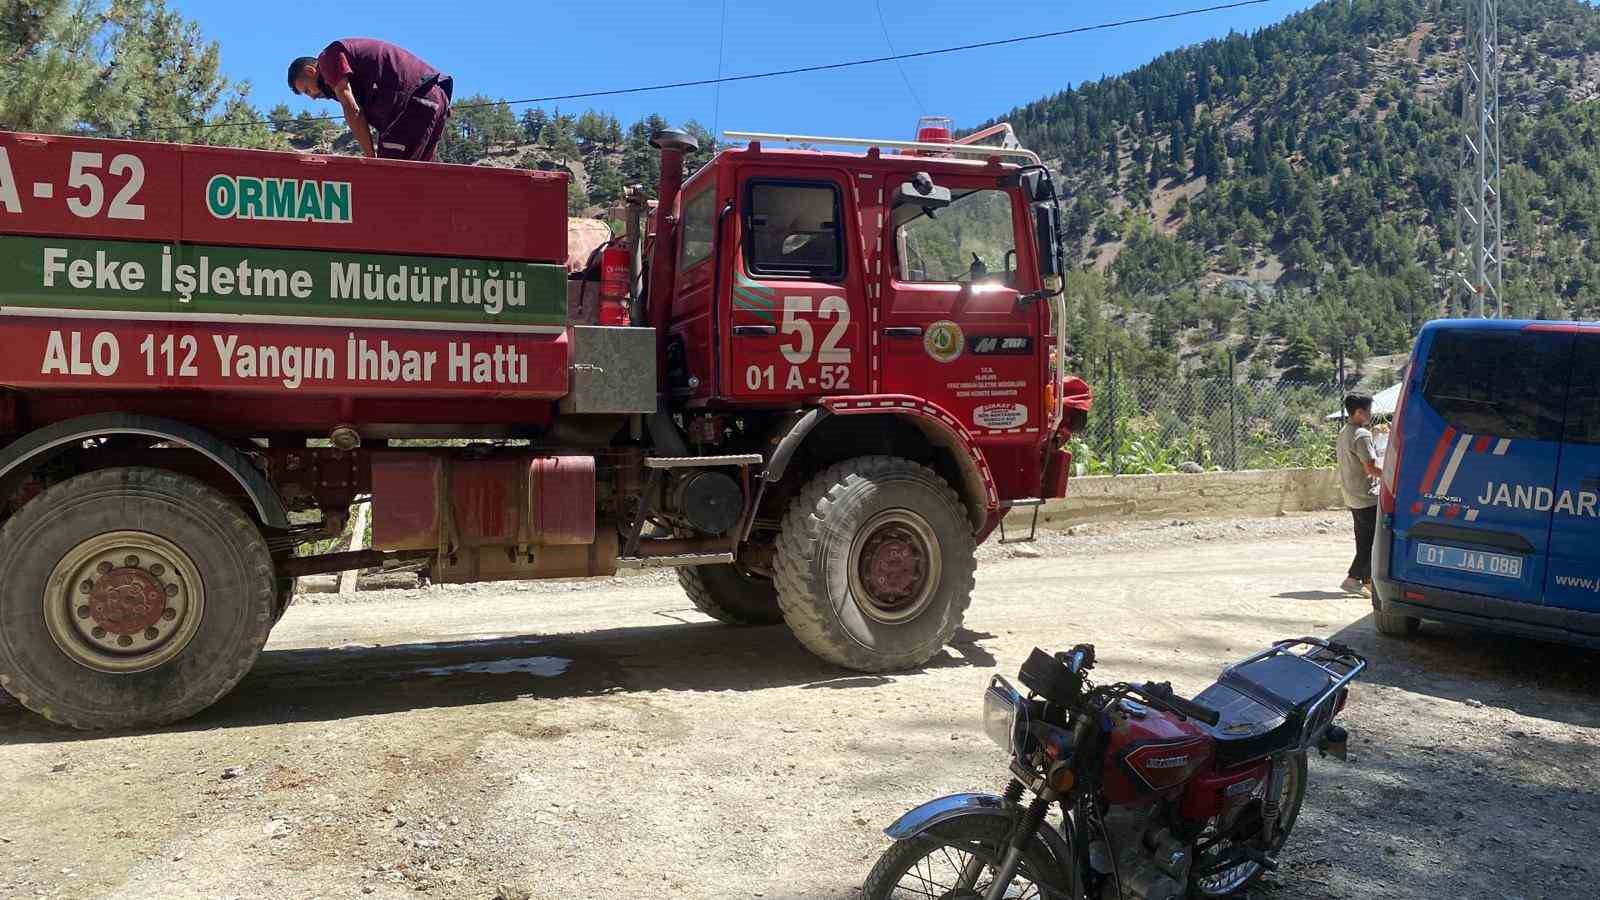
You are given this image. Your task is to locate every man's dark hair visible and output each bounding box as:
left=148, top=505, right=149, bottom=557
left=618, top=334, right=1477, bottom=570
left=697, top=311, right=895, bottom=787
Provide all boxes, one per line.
left=287, top=56, right=318, bottom=93
left=1344, top=392, right=1374, bottom=416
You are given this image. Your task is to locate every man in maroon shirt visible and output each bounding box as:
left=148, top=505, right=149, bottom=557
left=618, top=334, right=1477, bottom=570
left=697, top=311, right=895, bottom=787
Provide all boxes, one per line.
left=288, top=38, right=453, bottom=162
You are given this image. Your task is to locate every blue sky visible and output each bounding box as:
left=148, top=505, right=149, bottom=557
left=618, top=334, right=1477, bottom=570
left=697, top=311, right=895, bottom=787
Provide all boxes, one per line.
left=175, top=0, right=1321, bottom=138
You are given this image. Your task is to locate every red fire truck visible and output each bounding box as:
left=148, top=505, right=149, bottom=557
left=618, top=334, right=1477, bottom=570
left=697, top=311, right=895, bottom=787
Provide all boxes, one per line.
left=0, top=120, right=1087, bottom=728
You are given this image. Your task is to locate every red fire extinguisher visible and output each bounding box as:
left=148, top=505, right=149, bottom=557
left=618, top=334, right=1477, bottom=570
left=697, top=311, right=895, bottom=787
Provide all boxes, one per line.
left=598, top=243, right=632, bottom=326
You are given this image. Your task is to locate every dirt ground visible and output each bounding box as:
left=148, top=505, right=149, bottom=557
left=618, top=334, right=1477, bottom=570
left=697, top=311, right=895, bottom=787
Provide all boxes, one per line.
left=2, top=513, right=1597, bottom=900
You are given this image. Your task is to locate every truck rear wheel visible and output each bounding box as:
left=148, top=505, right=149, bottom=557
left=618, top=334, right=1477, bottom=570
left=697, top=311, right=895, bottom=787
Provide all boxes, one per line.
left=678, top=564, right=784, bottom=626
left=774, top=456, right=976, bottom=672
left=0, top=467, right=276, bottom=730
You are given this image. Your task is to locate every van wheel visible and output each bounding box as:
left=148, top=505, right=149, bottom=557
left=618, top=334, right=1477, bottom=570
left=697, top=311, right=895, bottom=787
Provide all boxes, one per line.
left=1373, top=609, right=1420, bottom=637
left=0, top=467, right=275, bottom=730
left=678, top=564, right=784, bottom=626
left=774, top=456, right=975, bottom=672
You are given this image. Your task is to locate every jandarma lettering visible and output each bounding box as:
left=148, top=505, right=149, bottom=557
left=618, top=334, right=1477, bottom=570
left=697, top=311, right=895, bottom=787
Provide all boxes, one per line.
left=206, top=174, right=352, bottom=224
left=1475, top=481, right=1600, bottom=517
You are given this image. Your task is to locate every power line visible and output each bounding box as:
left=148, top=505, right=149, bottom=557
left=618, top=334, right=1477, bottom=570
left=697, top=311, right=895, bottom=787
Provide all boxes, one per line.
left=173, top=0, right=1279, bottom=134
left=876, top=0, right=927, bottom=116
left=711, top=0, right=729, bottom=139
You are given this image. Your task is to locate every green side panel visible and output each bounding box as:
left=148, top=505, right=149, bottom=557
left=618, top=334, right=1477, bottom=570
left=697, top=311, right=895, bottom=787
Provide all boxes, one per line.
left=0, top=235, right=567, bottom=327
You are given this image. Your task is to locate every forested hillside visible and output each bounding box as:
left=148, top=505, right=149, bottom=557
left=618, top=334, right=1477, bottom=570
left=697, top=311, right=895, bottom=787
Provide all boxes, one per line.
left=980, top=0, right=1600, bottom=383
left=7, top=0, right=1600, bottom=387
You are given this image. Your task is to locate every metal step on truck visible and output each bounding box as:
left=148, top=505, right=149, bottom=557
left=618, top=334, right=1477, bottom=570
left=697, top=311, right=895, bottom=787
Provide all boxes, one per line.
left=0, top=118, right=1091, bottom=729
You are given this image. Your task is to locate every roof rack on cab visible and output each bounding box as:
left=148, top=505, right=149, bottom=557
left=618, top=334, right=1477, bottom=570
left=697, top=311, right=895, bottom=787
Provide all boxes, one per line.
left=723, top=122, right=1042, bottom=167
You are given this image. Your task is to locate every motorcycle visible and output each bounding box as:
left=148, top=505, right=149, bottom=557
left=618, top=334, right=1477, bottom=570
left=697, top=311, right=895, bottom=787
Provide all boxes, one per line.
left=864, top=637, right=1365, bottom=900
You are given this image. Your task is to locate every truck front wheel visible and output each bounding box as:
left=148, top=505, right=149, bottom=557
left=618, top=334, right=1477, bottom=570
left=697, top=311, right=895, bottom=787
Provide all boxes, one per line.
left=775, top=456, right=976, bottom=672
left=678, top=565, right=784, bottom=626
left=0, top=467, right=276, bottom=730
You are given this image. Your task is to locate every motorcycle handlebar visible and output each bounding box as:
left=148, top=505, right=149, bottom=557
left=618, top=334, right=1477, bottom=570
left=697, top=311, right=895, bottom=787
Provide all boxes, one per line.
left=1139, top=681, right=1222, bottom=727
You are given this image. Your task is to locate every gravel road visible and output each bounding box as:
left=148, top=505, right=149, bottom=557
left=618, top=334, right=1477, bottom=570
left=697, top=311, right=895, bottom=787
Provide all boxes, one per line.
left=1, top=514, right=1596, bottom=899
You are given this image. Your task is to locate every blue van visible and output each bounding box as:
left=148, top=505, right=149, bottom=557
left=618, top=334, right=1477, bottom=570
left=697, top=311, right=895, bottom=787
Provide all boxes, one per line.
left=1373, top=319, right=1600, bottom=647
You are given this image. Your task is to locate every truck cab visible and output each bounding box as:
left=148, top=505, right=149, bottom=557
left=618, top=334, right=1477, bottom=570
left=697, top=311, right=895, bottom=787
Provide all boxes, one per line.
left=660, top=134, right=1067, bottom=507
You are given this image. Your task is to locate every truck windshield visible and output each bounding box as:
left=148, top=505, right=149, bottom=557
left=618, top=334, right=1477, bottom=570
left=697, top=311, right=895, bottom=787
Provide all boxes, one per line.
left=894, top=188, right=1016, bottom=284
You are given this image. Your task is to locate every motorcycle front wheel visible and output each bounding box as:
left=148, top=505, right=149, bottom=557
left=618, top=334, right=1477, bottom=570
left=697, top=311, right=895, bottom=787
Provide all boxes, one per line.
left=862, top=815, right=1067, bottom=900
left=1190, top=751, right=1308, bottom=897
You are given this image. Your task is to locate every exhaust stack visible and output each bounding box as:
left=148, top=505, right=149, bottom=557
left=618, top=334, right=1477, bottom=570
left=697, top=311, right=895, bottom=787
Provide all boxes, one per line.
left=646, top=128, right=700, bottom=391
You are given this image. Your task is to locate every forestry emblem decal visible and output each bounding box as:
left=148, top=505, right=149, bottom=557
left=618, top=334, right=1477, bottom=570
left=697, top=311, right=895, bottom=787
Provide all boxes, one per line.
left=924, top=320, right=964, bottom=363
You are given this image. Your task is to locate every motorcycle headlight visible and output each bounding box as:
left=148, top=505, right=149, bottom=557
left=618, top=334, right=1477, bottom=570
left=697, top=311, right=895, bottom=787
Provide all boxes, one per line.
left=983, top=676, right=1026, bottom=754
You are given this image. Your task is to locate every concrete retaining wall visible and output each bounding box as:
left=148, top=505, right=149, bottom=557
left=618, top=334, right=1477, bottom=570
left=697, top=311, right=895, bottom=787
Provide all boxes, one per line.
left=1005, top=468, right=1343, bottom=531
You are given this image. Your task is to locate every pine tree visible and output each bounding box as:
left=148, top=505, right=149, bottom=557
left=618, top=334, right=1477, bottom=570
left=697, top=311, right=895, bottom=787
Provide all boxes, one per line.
left=620, top=119, right=659, bottom=193
left=587, top=157, right=625, bottom=207
left=1, top=0, right=278, bottom=149
left=539, top=115, right=580, bottom=164
left=268, top=103, right=294, bottom=134
left=520, top=107, right=548, bottom=141
left=294, top=109, right=337, bottom=147
left=575, top=110, right=608, bottom=154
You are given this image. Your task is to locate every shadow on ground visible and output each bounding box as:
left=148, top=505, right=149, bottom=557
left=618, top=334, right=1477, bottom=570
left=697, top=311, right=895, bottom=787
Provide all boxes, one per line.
left=0, top=624, right=999, bottom=745
left=1274, top=590, right=1357, bottom=601
left=1330, top=613, right=1600, bottom=728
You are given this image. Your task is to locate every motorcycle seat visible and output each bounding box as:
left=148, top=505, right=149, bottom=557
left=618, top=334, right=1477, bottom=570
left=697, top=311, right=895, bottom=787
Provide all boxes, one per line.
left=1194, top=654, right=1336, bottom=768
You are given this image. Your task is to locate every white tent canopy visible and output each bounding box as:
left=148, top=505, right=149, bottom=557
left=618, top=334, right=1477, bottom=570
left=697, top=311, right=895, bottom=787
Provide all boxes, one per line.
left=1326, top=381, right=1403, bottom=420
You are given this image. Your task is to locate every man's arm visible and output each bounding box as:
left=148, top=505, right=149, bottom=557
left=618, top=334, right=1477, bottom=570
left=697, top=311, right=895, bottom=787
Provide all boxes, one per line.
left=1356, top=430, right=1382, bottom=479
left=330, top=79, right=376, bottom=158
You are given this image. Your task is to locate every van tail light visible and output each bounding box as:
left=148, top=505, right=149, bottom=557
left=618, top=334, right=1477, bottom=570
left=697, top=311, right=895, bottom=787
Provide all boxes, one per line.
left=1379, top=365, right=1413, bottom=514
left=598, top=243, right=632, bottom=326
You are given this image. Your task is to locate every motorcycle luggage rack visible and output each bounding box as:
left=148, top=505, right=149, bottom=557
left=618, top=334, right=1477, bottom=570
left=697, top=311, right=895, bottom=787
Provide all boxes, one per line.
left=1220, top=637, right=1366, bottom=751
left=998, top=498, right=1044, bottom=544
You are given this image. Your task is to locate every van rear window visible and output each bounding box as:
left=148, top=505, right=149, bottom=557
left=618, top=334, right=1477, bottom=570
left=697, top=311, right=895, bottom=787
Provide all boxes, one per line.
left=1565, top=337, right=1600, bottom=445
left=1420, top=330, right=1568, bottom=442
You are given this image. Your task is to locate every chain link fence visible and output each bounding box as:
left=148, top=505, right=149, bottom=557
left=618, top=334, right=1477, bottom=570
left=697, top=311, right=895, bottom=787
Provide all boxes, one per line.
left=1071, top=351, right=1354, bottom=476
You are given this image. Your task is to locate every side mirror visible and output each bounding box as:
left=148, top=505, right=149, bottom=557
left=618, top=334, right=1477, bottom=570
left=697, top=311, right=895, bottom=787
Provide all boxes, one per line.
left=1034, top=202, right=1063, bottom=281
left=897, top=172, right=951, bottom=210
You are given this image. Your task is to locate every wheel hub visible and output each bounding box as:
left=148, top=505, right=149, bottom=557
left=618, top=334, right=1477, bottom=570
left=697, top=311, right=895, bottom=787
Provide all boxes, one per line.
left=88, top=567, right=168, bottom=635
left=848, top=510, right=943, bottom=625
left=45, top=531, right=204, bottom=674
left=859, top=526, right=926, bottom=602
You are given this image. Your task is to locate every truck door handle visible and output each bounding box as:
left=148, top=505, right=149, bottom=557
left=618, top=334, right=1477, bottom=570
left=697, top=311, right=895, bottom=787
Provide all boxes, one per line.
left=733, top=325, right=777, bottom=337
left=883, top=327, right=923, bottom=338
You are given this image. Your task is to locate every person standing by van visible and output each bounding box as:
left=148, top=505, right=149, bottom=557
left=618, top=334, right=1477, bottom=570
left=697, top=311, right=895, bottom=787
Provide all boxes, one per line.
left=1338, top=393, right=1382, bottom=596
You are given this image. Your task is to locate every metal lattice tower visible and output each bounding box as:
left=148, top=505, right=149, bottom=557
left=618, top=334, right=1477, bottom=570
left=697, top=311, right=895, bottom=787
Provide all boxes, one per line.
left=1456, top=0, right=1503, bottom=318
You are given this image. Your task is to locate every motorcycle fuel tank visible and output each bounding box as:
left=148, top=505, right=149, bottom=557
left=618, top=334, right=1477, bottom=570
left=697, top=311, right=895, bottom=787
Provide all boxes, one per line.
left=1101, top=700, right=1214, bottom=806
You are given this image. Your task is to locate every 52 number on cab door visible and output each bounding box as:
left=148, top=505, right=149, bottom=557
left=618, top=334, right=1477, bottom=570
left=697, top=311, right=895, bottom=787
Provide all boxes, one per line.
left=744, top=295, right=853, bottom=394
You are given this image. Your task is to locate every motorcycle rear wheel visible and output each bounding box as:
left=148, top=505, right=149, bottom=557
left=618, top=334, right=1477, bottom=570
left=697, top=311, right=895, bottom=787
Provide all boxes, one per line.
left=862, top=815, right=1066, bottom=900
left=1190, top=751, right=1308, bottom=897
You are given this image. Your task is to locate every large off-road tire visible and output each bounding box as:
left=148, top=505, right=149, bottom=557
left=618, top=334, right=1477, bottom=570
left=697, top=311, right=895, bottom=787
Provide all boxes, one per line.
left=678, top=564, right=784, bottom=626
left=0, top=467, right=276, bottom=730
left=774, top=456, right=976, bottom=672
